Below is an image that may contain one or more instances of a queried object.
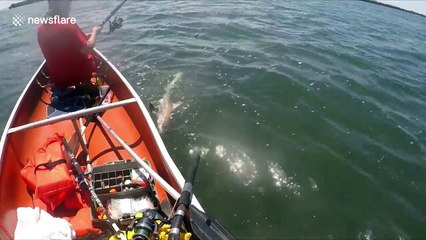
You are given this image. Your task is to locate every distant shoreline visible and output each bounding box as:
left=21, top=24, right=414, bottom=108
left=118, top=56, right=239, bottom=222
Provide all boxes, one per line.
left=8, top=0, right=43, bottom=9
left=8, top=0, right=426, bottom=18
left=360, top=0, right=426, bottom=18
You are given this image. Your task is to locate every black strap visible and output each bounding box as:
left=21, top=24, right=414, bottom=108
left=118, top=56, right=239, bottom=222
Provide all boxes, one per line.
left=34, top=159, right=67, bottom=173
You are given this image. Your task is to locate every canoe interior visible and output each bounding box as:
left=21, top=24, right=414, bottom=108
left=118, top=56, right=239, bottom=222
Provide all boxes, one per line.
left=0, top=56, right=181, bottom=237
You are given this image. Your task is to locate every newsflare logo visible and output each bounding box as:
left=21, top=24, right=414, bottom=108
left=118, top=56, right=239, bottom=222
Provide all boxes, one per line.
left=11, top=14, right=77, bottom=27
left=12, top=14, right=25, bottom=26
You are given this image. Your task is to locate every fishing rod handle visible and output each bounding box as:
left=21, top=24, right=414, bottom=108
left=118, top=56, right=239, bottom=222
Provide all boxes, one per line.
left=169, top=153, right=201, bottom=240
left=168, top=204, right=186, bottom=240
left=179, top=187, right=192, bottom=208
left=168, top=188, right=192, bottom=240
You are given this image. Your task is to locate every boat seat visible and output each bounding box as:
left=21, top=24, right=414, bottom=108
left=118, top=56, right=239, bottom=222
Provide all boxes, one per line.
left=47, top=85, right=100, bottom=119
left=47, top=96, right=90, bottom=118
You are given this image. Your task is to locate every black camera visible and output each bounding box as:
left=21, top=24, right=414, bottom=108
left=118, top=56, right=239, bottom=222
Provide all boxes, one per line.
left=132, top=209, right=158, bottom=240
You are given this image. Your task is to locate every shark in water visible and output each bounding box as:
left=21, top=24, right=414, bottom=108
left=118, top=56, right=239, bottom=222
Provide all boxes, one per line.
left=150, top=72, right=183, bottom=133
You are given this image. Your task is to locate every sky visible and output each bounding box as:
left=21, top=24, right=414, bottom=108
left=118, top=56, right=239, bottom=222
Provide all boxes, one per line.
left=377, top=0, right=426, bottom=15
left=0, top=0, right=425, bottom=16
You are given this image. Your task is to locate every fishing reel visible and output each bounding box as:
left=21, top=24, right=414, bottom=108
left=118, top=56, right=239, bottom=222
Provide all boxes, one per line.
left=109, top=16, right=124, bottom=34
left=127, top=209, right=168, bottom=240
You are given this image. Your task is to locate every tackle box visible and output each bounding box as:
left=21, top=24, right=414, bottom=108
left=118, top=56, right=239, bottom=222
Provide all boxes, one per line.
left=89, top=160, right=158, bottom=229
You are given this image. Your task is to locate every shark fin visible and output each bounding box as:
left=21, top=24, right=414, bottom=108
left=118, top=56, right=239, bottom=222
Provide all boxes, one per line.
left=149, top=102, right=158, bottom=115
left=172, top=101, right=183, bottom=110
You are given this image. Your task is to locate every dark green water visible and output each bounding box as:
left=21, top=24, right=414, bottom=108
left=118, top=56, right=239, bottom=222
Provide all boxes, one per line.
left=1, top=1, right=426, bottom=239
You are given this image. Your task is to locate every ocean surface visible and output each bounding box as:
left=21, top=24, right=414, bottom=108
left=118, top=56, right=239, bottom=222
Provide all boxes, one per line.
left=1, top=1, right=426, bottom=239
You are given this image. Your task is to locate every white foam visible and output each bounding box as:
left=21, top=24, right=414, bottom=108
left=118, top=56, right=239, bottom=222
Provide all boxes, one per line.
left=358, top=228, right=373, bottom=240
left=215, top=145, right=257, bottom=186
left=215, top=145, right=226, bottom=158
left=189, top=146, right=210, bottom=158
left=267, top=161, right=300, bottom=196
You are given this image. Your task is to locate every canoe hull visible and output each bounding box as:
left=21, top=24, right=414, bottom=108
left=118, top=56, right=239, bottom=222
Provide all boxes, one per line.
left=0, top=49, right=202, bottom=238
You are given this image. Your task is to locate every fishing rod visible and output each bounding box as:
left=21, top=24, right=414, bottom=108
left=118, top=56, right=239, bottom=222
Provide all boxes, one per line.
left=100, top=0, right=128, bottom=33
left=100, top=0, right=128, bottom=27
left=125, top=152, right=231, bottom=240
left=66, top=84, right=112, bottom=177
left=168, top=153, right=201, bottom=240
left=166, top=153, right=234, bottom=240
left=96, top=116, right=235, bottom=239
left=67, top=0, right=125, bottom=148
left=61, top=138, right=127, bottom=240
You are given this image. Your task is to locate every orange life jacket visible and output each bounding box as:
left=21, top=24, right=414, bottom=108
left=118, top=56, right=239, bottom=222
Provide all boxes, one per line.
left=20, top=133, right=76, bottom=211
left=68, top=207, right=102, bottom=237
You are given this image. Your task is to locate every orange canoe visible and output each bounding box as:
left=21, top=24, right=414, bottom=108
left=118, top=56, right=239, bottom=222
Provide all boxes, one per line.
left=0, top=49, right=232, bottom=239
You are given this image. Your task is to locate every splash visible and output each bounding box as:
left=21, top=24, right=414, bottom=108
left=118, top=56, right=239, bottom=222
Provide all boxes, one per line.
left=189, top=146, right=210, bottom=158
left=267, top=161, right=300, bottom=196
left=358, top=228, right=373, bottom=240
left=215, top=145, right=257, bottom=186
left=308, top=177, right=319, bottom=191
left=215, top=145, right=226, bottom=158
